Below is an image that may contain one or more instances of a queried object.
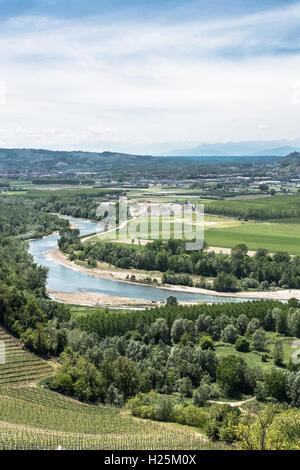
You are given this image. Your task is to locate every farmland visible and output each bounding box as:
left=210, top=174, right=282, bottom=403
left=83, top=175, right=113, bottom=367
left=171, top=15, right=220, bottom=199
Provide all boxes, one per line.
left=90, top=212, right=300, bottom=255
left=204, top=221, right=300, bottom=255
left=0, top=386, right=222, bottom=450
left=0, top=328, right=54, bottom=386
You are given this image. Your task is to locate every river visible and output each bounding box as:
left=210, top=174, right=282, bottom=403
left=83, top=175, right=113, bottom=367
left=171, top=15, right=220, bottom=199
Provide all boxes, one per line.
left=28, top=216, right=253, bottom=304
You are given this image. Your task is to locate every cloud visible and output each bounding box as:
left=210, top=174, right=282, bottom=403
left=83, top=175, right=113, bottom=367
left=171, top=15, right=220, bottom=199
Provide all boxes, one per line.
left=0, top=3, right=300, bottom=151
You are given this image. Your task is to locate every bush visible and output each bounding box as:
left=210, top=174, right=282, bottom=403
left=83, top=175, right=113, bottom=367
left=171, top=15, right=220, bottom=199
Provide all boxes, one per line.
left=199, top=335, right=214, bottom=350
left=235, top=336, right=250, bottom=352
left=213, top=272, right=239, bottom=292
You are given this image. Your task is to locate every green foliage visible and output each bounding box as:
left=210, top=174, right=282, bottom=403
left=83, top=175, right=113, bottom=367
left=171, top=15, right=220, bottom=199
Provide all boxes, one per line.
left=206, top=194, right=300, bottom=221
left=0, top=196, right=68, bottom=239
left=199, top=336, right=214, bottom=350
left=235, top=336, right=250, bottom=352
left=273, top=340, right=284, bottom=366
left=216, top=355, right=253, bottom=397
left=264, top=368, right=287, bottom=401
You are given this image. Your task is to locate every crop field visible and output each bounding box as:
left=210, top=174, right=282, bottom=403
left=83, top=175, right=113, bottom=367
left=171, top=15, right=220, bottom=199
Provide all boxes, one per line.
left=0, top=328, right=54, bottom=386
left=0, top=387, right=224, bottom=450
left=204, top=221, right=300, bottom=254
left=90, top=211, right=300, bottom=255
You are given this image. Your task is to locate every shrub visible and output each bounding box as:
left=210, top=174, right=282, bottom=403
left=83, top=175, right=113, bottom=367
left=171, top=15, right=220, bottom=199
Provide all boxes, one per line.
left=199, top=335, right=214, bottom=350
left=235, top=336, right=250, bottom=352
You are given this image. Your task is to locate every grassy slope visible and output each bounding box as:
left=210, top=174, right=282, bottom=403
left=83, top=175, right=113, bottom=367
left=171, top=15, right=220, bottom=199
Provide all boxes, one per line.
left=0, top=386, right=222, bottom=450
left=0, top=328, right=54, bottom=386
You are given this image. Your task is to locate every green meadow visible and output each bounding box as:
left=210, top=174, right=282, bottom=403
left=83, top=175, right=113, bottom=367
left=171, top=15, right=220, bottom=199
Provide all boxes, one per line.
left=204, top=221, right=300, bottom=255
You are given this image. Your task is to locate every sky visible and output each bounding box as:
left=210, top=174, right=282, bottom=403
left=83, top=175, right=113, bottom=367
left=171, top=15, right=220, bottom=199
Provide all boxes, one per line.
left=0, top=0, right=300, bottom=153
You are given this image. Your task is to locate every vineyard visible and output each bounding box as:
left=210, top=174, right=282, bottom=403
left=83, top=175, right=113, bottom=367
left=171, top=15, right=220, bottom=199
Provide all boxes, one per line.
left=0, top=328, right=54, bottom=386
left=0, top=386, right=226, bottom=450
left=0, top=328, right=226, bottom=450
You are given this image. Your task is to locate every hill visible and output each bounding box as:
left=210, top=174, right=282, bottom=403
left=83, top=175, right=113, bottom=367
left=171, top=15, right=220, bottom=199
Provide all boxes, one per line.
left=280, top=151, right=300, bottom=171
left=0, top=386, right=219, bottom=450
left=0, top=148, right=158, bottom=173
left=0, top=327, right=54, bottom=386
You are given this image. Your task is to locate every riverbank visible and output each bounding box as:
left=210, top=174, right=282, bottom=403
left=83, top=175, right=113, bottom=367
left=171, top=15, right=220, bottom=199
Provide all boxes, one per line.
left=45, top=248, right=300, bottom=302
left=47, top=289, right=158, bottom=308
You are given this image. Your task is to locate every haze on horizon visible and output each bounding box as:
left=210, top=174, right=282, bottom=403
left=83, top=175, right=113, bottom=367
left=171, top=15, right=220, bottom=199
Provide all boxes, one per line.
left=0, top=0, right=300, bottom=154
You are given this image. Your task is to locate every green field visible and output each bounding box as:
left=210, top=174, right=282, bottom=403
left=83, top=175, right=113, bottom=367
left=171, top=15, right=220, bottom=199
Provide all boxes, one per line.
left=205, top=221, right=300, bottom=254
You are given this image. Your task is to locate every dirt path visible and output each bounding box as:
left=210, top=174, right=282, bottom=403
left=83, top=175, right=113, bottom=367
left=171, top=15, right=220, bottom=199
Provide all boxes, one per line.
left=209, top=397, right=255, bottom=413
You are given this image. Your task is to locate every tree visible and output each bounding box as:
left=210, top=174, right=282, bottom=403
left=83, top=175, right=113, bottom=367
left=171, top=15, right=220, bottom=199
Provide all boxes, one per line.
left=105, top=385, right=124, bottom=407
left=170, top=318, right=193, bottom=344
left=273, top=340, right=284, bottom=366
left=149, top=318, right=170, bottom=344
left=288, top=298, right=300, bottom=309
left=155, top=252, right=169, bottom=272
left=259, top=183, right=269, bottom=192
left=235, top=406, right=278, bottom=450
left=231, top=244, right=248, bottom=259
left=264, top=368, right=287, bottom=401
left=235, top=336, right=250, bottom=352
left=276, top=310, right=288, bottom=335
left=166, top=296, right=178, bottom=306
left=287, top=372, right=300, bottom=407
left=112, top=356, right=141, bottom=399
left=236, top=314, right=249, bottom=336
left=216, top=355, right=250, bottom=397
left=213, top=272, right=239, bottom=292
left=221, top=324, right=239, bottom=344
left=193, top=382, right=214, bottom=407
left=245, top=318, right=260, bottom=337
left=199, top=335, right=214, bottom=350
left=251, top=329, right=267, bottom=352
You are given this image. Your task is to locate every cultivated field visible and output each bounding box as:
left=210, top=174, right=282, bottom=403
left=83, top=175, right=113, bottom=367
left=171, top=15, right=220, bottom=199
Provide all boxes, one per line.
left=0, top=386, right=224, bottom=450
left=0, top=328, right=54, bottom=386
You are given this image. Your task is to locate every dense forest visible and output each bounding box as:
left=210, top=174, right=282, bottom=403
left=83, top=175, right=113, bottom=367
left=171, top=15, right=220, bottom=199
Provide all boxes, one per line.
left=0, top=197, right=69, bottom=239
left=0, top=205, right=71, bottom=355
left=59, top=229, right=300, bottom=291
left=26, top=188, right=124, bottom=221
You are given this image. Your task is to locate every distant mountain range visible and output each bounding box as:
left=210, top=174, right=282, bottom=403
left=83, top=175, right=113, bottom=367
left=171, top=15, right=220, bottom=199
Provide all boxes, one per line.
left=0, top=147, right=299, bottom=176
left=166, top=140, right=300, bottom=157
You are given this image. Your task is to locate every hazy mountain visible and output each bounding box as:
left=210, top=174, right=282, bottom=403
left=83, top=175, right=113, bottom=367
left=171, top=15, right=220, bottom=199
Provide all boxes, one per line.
left=166, top=140, right=300, bottom=157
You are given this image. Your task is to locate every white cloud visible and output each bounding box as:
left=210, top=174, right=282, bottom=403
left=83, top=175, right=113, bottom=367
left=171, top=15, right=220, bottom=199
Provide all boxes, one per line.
left=0, top=4, right=300, bottom=150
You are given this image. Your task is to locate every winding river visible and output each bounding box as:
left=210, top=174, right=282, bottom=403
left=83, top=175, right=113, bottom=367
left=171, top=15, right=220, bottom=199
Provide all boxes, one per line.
left=28, top=216, right=251, bottom=304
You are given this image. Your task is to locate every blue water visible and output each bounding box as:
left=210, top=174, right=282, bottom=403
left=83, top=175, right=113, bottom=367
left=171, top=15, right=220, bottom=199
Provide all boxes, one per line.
left=28, top=216, right=252, bottom=304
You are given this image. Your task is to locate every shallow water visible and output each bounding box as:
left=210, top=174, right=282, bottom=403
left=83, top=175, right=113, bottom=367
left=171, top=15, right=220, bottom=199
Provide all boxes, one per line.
left=28, top=216, right=253, bottom=304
